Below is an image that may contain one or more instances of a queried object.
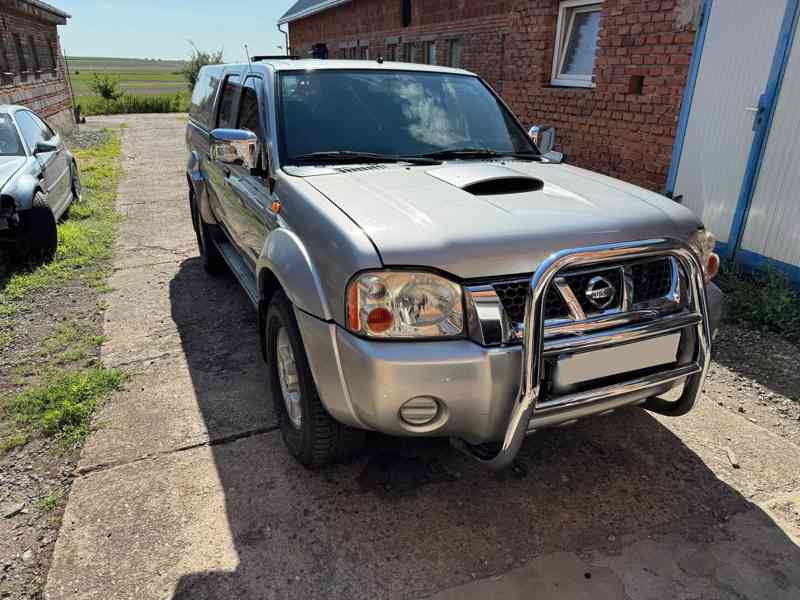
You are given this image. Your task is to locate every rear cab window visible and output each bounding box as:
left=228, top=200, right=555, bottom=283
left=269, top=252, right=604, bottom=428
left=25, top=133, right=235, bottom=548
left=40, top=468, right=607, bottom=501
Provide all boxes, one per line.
left=189, top=66, right=224, bottom=130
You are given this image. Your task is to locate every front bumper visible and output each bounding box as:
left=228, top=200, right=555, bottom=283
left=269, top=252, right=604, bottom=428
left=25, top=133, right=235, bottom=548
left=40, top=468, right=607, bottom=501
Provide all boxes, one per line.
left=296, top=239, right=721, bottom=467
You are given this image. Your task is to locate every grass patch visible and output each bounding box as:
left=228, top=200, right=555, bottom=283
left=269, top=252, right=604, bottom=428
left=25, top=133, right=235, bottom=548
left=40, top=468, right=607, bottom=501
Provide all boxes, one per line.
left=40, top=320, right=105, bottom=365
left=37, top=489, right=65, bottom=512
left=0, top=130, right=122, bottom=302
left=716, top=262, right=800, bottom=343
left=77, top=92, right=190, bottom=116
left=0, top=432, right=28, bottom=454
left=3, top=367, right=126, bottom=449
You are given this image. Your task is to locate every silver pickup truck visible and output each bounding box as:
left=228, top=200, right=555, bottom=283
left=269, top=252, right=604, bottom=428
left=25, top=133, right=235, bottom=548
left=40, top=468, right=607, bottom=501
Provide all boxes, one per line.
left=185, top=59, right=723, bottom=469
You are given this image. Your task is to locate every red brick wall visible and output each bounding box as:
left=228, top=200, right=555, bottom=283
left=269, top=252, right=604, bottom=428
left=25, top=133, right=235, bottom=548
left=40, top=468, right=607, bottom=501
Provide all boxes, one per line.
left=0, top=2, right=74, bottom=134
left=289, top=0, right=514, bottom=90
left=287, top=0, right=698, bottom=191
left=504, top=0, right=697, bottom=191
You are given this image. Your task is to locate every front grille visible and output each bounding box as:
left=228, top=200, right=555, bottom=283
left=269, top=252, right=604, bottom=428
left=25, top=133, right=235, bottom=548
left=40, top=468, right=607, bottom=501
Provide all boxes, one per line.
left=492, top=257, right=676, bottom=326
left=562, top=267, right=623, bottom=315
left=494, top=281, right=567, bottom=322
left=632, top=258, right=673, bottom=303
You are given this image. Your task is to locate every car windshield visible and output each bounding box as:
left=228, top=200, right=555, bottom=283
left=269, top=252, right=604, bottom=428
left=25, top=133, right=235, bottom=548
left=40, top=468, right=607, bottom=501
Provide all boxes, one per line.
left=0, top=114, right=24, bottom=157
left=278, top=70, right=535, bottom=163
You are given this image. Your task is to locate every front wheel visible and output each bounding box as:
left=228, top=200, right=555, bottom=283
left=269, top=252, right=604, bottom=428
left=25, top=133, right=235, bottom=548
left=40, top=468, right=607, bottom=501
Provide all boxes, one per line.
left=265, top=291, right=364, bottom=467
left=22, top=194, right=57, bottom=263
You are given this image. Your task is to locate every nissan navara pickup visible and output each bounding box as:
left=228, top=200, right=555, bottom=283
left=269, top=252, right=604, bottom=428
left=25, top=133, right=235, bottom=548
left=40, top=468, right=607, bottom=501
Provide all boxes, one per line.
left=185, top=59, right=723, bottom=469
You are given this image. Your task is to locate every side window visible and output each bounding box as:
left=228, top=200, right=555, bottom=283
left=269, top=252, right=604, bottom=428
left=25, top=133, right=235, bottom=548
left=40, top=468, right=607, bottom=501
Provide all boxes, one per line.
left=189, top=68, right=221, bottom=128
left=15, top=111, right=44, bottom=150
left=216, top=74, right=241, bottom=129
left=237, top=77, right=263, bottom=134
left=30, top=113, right=55, bottom=140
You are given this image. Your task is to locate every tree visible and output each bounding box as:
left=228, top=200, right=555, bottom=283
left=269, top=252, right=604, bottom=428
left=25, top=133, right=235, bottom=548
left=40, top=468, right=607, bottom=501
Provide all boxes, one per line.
left=181, top=42, right=224, bottom=90
left=88, top=72, right=123, bottom=101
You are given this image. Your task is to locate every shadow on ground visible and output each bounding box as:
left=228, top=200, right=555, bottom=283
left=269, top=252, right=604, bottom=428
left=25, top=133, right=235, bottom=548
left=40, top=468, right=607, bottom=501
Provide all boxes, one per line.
left=166, top=257, right=800, bottom=599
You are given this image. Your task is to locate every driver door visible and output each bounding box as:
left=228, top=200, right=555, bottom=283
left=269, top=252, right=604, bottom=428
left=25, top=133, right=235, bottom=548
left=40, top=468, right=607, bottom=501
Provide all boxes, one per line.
left=16, top=110, right=71, bottom=218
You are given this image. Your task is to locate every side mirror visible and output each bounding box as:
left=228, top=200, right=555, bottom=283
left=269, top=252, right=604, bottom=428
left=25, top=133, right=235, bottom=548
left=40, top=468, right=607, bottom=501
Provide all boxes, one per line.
left=210, top=129, right=260, bottom=170
left=528, top=125, right=556, bottom=155
left=33, top=141, right=58, bottom=155
left=543, top=151, right=565, bottom=164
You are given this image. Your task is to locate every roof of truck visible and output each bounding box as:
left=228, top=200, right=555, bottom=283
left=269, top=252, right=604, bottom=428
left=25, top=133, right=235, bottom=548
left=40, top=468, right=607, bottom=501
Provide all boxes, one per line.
left=219, top=59, right=474, bottom=76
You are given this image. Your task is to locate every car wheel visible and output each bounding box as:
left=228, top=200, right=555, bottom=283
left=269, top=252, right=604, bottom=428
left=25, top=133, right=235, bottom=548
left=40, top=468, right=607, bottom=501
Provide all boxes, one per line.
left=265, top=291, right=364, bottom=467
left=190, top=192, right=225, bottom=274
left=70, top=161, right=82, bottom=203
left=23, top=193, right=57, bottom=263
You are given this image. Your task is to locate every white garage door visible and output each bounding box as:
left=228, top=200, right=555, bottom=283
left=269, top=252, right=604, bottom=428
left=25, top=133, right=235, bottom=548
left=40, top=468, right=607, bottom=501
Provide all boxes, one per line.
left=672, top=0, right=785, bottom=243
left=740, top=21, right=800, bottom=267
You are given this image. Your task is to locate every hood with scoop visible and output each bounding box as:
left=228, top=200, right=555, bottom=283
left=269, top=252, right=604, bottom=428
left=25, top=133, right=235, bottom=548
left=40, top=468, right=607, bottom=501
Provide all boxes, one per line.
left=300, top=160, right=701, bottom=279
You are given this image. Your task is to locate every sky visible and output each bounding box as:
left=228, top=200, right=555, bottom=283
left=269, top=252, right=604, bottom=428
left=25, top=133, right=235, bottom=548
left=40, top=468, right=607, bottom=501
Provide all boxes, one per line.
left=56, top=0, right=298, bottom=61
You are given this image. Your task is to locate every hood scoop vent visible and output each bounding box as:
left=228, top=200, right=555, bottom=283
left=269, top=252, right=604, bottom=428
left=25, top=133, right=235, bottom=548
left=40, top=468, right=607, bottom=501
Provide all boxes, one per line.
left=335, top=164, right=388, bottom=174
left=464, top=176, right=543, bottom=196
left=427, top=164, right=543, bottom=196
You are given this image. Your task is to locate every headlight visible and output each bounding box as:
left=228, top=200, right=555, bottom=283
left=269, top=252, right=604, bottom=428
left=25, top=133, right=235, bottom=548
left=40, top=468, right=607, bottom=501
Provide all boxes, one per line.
left=346, top=271, right=464, bottom=338
left=688, top=229, right=720, bottom=283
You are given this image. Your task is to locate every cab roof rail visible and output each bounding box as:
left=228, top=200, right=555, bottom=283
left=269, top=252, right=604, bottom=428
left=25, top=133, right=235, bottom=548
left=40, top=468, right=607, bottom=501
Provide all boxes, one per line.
left=252, top=55, right=301, bottom=62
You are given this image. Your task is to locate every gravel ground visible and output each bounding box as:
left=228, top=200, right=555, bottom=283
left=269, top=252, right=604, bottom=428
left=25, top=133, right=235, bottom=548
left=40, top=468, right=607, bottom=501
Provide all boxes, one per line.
left=706, top=323, right=800, bottom=445
left=64, top=128, right=110, bottom=151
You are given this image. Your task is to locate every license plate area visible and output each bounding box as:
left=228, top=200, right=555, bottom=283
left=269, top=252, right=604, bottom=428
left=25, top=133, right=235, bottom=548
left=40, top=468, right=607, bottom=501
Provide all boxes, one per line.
left=546, top=333, right=682, bottom=397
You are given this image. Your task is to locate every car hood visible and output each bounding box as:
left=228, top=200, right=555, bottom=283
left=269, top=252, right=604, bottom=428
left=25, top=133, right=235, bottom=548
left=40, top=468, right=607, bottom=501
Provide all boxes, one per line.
left=301, top=160, right=702, bottom=279
left=0, top=156, right=27, bottom=192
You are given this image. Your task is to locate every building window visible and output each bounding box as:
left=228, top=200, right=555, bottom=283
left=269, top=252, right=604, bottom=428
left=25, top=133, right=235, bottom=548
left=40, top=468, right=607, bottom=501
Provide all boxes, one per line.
left=552, top=0, right=602, bottom=87
left=13, top=33, right=27, bottom=73
left=28, top=35, right=41, bottom=72
left=359, top=44, right=369, bottom=60
left=0, top=36, right=10, bottom=76
left=447, top=39, right=463, bottom=68
left=339, top=48, right=347, bottom=59
left=402, top=42, right=414, bottom=62
left=47, top=38, right=58, bottom=71
left=386, top=43, right=397, bottom=61
left=349, top=46, right=357, bottom=59
left=424, top=41, right=437, bottom=65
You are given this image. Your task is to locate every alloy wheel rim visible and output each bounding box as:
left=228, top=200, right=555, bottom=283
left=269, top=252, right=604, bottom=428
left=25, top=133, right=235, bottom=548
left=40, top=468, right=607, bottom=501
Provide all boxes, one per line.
left=276, top=327, right=302, bottom=429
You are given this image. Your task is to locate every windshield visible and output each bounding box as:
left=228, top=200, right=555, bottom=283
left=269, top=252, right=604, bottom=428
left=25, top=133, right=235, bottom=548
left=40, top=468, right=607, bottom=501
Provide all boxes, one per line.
left=278, top=70, right=535, bottom=162
left=0, top=114, right=24, bottom=157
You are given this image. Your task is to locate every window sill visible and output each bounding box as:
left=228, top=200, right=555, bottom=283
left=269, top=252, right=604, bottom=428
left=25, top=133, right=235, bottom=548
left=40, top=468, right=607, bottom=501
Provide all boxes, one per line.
left=550, top=79, right=595, bottom=89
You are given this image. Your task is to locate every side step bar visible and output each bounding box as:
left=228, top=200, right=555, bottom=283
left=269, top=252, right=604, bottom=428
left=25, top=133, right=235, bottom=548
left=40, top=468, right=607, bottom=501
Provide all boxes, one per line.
left=214, top=236, right=259, bottom=307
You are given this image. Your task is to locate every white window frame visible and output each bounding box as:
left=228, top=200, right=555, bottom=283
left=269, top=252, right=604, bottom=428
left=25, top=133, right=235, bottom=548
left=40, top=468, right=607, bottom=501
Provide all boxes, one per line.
left=552, top=0, right=603, bottom=88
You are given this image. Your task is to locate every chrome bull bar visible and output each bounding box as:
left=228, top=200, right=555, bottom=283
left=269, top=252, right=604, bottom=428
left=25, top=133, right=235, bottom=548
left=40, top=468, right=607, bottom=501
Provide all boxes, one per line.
left=451, top=239, right=712, bottom=470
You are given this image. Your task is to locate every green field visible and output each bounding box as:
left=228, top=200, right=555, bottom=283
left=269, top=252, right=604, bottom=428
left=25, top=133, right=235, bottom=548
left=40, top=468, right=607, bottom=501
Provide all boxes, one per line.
left=67, top=56, right=189, bottom=98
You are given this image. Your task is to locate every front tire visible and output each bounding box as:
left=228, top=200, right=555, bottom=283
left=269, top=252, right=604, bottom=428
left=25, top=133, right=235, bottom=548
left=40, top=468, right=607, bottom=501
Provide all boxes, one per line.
left=265, top=291, right=364, bottom=467
left=22, top=193, right=57, bottom=263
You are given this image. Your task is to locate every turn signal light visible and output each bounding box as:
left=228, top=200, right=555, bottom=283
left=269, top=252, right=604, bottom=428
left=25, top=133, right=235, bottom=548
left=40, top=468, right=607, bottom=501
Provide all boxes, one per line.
left=366, top=307, right=394, bottom=333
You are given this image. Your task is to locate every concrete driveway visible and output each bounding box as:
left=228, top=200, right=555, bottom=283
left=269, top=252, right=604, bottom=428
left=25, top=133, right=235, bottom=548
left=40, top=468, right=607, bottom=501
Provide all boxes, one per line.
left=44, top=114, right=800, bottom=599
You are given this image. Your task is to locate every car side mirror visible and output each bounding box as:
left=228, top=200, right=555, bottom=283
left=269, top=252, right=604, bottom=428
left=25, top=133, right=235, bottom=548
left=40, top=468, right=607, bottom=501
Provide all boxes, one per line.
left=528, top=125, right=556, bottom=155
left=543, top=151, right=565, bottom=164
left=210, top=129, right=261, bottom=171
left=33, top=141, right=58, bottom=155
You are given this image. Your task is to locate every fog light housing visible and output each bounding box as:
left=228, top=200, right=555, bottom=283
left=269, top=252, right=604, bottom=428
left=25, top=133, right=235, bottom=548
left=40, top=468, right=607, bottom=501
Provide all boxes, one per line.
left=399, top=396, right=440, bottom=426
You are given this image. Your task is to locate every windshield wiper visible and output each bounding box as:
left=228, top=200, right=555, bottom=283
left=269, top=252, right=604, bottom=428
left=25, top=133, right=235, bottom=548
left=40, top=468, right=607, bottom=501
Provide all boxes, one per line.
left=417, top=148, right=543, bottom=161
left=292, top=151, right=440, bottom=166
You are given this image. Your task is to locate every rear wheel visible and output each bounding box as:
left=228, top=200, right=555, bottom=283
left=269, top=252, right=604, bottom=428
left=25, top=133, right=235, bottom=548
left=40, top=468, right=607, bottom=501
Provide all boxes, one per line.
left=265, top=291, right=364, bottom=467
left=190, top=191, right=224, bottom=274
left=22, top=193, right=57, bottom=263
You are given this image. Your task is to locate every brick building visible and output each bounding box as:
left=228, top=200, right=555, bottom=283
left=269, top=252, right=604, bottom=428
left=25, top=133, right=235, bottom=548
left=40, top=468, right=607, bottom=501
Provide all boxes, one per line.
left=0, top=0, right=74, bottom=134
left=280, top=0, right=702, bottom=192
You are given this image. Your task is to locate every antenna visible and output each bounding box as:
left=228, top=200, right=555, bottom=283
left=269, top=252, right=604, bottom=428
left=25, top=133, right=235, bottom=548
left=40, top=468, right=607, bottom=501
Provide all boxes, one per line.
left=243, top=43, right=255, bottom=76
